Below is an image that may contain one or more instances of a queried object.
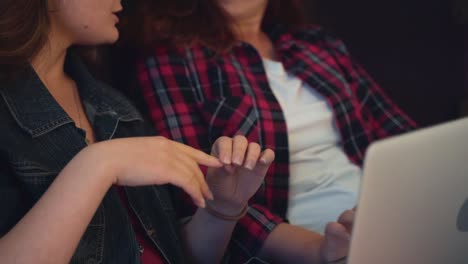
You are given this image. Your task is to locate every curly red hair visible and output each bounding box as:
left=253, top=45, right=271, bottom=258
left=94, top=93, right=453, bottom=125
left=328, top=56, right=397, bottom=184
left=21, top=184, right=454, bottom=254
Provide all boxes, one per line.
left=120, top=0, right=306, bottom=52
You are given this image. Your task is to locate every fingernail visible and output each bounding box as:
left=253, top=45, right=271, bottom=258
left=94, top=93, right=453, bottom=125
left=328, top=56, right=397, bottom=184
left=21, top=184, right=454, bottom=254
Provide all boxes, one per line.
left=207, top=190, right=214, bottom=201
left=260, top=157, right=268, bottom=164
left=245, top=160, right=255, bottom=170
left=199, top=199, right=206, bottom=208
left=222, top=156, right=231, bottom=165
left=344, top=232, right=352, bottom=241
left=233, top=156, right=243, bottom=166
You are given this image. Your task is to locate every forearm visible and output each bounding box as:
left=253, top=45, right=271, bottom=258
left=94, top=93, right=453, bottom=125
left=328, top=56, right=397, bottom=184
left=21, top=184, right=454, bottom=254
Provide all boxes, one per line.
left=0, top=148, right=113, bottom=264
left=181, top=208, right=238, bottom=264
left=258, top=223, right=324, bottom=264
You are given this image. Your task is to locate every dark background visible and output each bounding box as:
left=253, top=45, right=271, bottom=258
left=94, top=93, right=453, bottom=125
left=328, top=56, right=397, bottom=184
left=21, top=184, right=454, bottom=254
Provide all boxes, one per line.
left=305, top=0, right=467, bottom=127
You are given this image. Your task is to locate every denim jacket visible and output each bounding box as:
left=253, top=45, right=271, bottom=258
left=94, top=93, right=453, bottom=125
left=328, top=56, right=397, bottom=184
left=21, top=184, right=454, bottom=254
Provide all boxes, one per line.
left=0, top=53, right=185, bottom=264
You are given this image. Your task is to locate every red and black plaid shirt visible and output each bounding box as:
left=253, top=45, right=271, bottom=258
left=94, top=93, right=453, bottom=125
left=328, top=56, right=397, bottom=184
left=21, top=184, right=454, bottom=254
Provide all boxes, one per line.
left=135, top=24, right=416, bottom=262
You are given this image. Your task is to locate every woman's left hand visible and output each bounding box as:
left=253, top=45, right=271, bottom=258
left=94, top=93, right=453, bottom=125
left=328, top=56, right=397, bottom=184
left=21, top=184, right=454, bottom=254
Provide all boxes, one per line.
left=206, top=135, right=275, bottom=216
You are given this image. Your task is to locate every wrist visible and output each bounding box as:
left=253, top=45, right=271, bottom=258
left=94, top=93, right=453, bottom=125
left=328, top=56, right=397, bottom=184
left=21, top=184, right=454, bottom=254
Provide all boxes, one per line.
left=206, top=199, right=247, bottom=218
left=76, top=144, right=116, bottom=188
left=204, top=204, right=248, bottom=221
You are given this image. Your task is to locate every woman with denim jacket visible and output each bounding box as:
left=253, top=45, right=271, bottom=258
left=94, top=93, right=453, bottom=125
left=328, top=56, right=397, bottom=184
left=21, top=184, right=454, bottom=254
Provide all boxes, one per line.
left=0, top=1, right=275, bottom=263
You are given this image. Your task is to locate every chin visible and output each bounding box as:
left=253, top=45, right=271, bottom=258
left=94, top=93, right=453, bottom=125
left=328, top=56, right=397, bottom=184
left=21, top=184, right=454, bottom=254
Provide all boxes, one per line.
left=77, top=30, right=120, bottom=46
left=103, top=30, right=120, bottom=44
left=107, top=34, right=120, bottom=44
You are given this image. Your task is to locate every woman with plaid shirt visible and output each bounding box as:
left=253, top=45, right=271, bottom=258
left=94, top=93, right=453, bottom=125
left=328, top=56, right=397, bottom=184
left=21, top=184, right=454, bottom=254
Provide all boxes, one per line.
left=119, top=0, right=416, bottom=262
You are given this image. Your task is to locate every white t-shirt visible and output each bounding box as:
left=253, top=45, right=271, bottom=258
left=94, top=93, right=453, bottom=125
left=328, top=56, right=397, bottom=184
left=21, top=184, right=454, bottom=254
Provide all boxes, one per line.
left=263, top=58, right=362, bottom=233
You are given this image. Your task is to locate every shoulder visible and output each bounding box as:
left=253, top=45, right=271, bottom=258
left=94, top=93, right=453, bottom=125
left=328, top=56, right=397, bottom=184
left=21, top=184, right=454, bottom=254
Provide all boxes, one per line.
left=139, top=44, right=189, bottom=63
left=291, top=24, right=350, bottom=55
left=0, top=87, right=32, bottom=154
left=0, top=81, right=21, bottom=128
left=91, top=80, right=145, bottom=120
left=93, top=80, right=131, bottom=105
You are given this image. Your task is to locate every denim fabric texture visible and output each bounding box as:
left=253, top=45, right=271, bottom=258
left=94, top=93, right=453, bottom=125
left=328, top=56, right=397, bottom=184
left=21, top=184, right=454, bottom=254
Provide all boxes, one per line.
left=0, top=53, right=185, bottom=264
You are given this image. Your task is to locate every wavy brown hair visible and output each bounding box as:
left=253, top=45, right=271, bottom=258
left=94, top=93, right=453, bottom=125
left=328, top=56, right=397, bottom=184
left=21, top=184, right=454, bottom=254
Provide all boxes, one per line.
left=120, top=0, right=306, bottom=53
left=0, top=0, right=50, bottom=79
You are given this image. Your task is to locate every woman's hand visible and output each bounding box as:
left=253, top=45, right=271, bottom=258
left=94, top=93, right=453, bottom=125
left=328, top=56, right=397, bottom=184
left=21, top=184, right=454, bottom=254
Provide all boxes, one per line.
left=320, top=208, right=356, bottom=263
left=87, top=136, right=223, bottom=208
left=205, top=135, right=275, bottom=216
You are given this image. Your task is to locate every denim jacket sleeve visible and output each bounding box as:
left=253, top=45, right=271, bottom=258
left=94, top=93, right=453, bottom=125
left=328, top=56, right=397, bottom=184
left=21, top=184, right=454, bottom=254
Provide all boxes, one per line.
left=0, top=159, right=32, bottom=237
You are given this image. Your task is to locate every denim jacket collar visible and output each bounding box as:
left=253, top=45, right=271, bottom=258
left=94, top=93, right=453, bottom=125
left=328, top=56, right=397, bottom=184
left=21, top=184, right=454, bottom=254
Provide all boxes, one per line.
left=0, top=52, right=142, bottom=138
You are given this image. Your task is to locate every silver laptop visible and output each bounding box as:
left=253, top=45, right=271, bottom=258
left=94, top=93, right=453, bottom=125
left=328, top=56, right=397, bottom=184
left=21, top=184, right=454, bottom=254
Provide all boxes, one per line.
left=348, top=117, right=468, bottom=264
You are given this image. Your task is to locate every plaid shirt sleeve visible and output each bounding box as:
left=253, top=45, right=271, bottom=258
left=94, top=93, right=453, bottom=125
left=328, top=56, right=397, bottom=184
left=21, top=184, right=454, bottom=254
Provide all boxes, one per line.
left=323, top=32, right=417, bottom=138
left=228, top=205, right=284, bottom=262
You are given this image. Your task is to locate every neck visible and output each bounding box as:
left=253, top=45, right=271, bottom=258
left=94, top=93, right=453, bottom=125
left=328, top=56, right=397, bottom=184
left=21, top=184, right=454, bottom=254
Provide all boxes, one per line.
left=220, top=1, right=267, bottom=42
left=30, top=26, right=71, bottom=87
left=232, top=15, right=264, bottom=42
left=222, top=3, right=276, bottom=59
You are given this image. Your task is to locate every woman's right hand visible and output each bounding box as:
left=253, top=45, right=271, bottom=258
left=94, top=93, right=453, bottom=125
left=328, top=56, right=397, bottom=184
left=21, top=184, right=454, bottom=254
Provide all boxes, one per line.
left=85, top=136, right=223, bottom=208
left=320, top=209, right=355, bottom=263
left=0, top=136, right=221, bottom=264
